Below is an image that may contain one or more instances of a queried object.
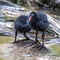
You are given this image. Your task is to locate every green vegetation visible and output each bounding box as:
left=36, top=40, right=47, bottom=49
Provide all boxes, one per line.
left=0, top=58, right=3, bottom=60
left=17, top=0, right=23, bottom=5
left=51, top=44, right=60, bottom=56
left=0, top=36, right=14, bottom=44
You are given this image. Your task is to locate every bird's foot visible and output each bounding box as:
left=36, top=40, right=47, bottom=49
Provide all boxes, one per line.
left=38, top=44, right=49, bottom=52
left=30, top=40, right=40, bottom=46
left=32, top=44, right=45, bottom=49
left=26, top=38, right=31, bottom=40
left=29, top=41, right=36, bottom=46
left=36, top=40, right=41, bottom=44
left=40, top=44, right=45, bottom=48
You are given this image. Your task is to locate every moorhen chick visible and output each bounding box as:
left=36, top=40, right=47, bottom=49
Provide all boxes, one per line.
left=14, top=15, right=31, bottom=43
left=28, top=11, right=49, bottom=46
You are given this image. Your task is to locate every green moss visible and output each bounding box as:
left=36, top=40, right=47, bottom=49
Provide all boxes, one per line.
left=51, top=44, right=60, bottom=56
left=0, top=58, right=3, bottom=60
left=0, top=36, right=14, bottom=44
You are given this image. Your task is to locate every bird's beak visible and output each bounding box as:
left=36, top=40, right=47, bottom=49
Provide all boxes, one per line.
left=28, top=16, right=32, bottom=21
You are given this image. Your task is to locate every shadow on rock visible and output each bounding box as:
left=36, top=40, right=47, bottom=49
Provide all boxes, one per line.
left=12, top=39, right=34, bottom=47
left=30, top=44, right=49, bottom=55
left=12, top=39, right=49, bottom=55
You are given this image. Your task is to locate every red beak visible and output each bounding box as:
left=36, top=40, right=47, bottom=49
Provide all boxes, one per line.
left=28, top=16, right=32, bottom=21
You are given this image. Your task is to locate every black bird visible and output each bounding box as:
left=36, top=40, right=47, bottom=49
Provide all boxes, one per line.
left=28, top=11, right=49, bottom=46
left=14, top=15, right=31, bottom=43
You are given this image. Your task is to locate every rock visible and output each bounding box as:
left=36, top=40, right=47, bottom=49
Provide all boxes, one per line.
left=46, top=14, right=60, bottom=36
left=0, top=10, right=5, bottom=21
left=0, top=0, right=26, bottom=18
left=0, top=21, right=13, bottom=28
left=1, top=5, right=26, bottom=11
left=48, top=38, right=60, bottom=44
left=0, top=0, right=26, bottom=11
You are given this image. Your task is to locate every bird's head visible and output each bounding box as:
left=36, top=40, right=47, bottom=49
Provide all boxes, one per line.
left=28, top=12, right=37, bottom=21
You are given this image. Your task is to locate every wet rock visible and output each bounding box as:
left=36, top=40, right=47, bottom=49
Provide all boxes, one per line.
left=48, top=38, right=60, bottom=44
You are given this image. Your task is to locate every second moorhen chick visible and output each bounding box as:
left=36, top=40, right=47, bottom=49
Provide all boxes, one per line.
left=14, top=15, right=31, bottom=43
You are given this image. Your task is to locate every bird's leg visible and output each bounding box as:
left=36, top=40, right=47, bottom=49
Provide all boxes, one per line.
left=13, top=30, right=17, bottom=43
left=30, top=31, right=41, bottom=46
left=42, top=31, right=45, bottom=46
left=35, top=31, right=40, bottom=44
left=24, top=33, right=30, bottom=40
